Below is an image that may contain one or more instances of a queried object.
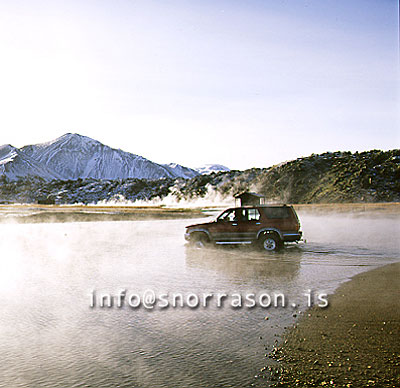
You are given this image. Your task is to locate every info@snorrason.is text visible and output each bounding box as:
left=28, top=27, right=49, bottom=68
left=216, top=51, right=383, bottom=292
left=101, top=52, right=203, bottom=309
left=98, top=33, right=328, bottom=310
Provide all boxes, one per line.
left=89, top=289, right=328, bottom=310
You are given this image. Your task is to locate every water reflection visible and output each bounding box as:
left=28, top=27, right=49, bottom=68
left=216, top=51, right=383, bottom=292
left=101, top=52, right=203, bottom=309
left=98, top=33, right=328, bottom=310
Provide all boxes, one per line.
left=185, top=245, right=302, bottom=282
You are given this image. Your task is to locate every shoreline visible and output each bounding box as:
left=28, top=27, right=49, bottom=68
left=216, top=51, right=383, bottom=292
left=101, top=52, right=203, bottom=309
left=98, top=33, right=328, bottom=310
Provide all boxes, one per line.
left=0, top=204, right=209, bottom=223
left=269, top=262, right=400, bottom=387
left=293, top=202, right=400, bottom=215
left=0, top=202, right=399, bottom=224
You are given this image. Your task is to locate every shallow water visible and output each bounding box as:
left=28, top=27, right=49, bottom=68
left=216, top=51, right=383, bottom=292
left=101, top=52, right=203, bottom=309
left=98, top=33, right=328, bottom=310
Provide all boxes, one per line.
left=0, top=212, right=399, bottom=388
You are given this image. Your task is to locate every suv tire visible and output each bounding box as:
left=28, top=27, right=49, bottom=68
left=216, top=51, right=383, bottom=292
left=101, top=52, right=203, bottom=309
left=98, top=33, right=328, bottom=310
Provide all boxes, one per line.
left=191, top=233, right=209, bottom=249
left=259, top=234, right=282, bottom=251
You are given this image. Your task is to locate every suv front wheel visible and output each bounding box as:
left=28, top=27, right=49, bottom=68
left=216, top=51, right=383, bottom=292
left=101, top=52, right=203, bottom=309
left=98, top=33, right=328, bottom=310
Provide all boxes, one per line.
left=259, top=233, right=282, bottom=251
left=190, top=233, right=209, bottom=249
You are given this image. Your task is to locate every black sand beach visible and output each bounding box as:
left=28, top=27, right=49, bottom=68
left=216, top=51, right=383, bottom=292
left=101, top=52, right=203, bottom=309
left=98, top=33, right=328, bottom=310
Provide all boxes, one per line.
left=270, top=262, right=400, bottom=387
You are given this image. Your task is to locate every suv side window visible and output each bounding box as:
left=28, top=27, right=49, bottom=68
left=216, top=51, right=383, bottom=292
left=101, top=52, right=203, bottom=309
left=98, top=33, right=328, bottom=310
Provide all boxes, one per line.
left=248, top=208, right=261, bottom=221
left=263, top=207, right=291, bottom=219
left=235, top=209, right=247, bottom=222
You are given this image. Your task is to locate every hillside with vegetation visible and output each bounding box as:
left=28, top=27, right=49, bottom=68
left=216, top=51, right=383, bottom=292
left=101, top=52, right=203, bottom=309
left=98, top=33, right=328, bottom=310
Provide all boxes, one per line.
left=0, top=149, right=399, bottom=205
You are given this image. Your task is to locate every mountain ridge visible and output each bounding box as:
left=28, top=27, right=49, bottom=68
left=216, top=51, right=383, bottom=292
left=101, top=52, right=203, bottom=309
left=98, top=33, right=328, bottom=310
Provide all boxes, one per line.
left=0, top=149, right=398, bottom=205
left=0, top=133, right=227, bottom=181
left=20, top=133, right=177, bottom=180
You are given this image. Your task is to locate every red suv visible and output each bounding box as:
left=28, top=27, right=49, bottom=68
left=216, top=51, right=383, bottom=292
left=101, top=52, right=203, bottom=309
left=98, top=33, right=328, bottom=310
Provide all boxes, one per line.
left=185, top=205, right=302, bottom=251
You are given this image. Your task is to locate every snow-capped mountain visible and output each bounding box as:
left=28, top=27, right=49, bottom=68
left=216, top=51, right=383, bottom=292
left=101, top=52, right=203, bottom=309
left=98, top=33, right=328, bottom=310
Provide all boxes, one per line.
left=162, top=163, right=199, bottom=179
left=0, top=133, right=200, bottom=181
left=0, top=144, right=63, bottom=181
left=195, top=164, right=230, bottom=175
left=21, top=133, right=177, bottom=180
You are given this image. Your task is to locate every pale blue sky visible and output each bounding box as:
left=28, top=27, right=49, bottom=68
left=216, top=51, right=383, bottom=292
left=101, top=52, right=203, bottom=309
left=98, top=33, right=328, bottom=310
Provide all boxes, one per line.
left=0, top=0, right=398, bottom=169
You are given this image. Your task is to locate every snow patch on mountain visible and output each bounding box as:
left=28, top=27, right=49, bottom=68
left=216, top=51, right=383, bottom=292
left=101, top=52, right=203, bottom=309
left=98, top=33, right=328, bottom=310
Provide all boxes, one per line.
left=162, top=163, right=199, bottom=179
left=0, top=144, right=63, bottom=181
left=0, top=145, right=18, bottom=165
left=195, top=164, right=230, bottom=175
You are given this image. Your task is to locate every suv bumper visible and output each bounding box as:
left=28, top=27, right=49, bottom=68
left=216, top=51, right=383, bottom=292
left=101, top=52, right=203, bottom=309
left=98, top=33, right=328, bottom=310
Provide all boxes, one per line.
left=282, top=231, right=302, bottom=242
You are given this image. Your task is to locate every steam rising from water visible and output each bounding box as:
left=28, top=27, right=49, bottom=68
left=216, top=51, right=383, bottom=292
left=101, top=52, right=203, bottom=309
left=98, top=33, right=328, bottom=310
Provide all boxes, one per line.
left=94, top=182, right=284, bottom=208
left=96, top=184, right=236, bottom=208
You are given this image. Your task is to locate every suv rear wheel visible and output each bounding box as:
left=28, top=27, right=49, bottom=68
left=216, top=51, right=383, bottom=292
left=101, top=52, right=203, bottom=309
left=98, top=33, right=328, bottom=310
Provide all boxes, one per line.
left=259, top=234, right=282, bottom=251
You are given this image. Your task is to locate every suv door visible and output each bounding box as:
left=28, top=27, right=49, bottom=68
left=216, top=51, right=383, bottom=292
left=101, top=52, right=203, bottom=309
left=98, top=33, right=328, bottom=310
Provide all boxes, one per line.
left=213, top=209, right=246, bottom=242
left=213, top=208, right=262, bottom=243
left=238, top=208, right=262, bottom=240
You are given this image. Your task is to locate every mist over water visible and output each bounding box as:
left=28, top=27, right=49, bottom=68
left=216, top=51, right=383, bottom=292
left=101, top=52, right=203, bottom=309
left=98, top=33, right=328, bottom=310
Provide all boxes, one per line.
left=0, top=211, right=398, bottom=388
left=96, top=184, right=237, bottom=208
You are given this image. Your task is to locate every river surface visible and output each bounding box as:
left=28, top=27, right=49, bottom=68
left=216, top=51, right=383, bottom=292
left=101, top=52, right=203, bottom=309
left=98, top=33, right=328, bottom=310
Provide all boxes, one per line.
left=0, top=211, right=399, bottom=388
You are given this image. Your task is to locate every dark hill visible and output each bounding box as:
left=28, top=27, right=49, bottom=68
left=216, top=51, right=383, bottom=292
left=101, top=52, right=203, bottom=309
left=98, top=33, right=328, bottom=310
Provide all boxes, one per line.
left=174, top=149, right=400, bottom=203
